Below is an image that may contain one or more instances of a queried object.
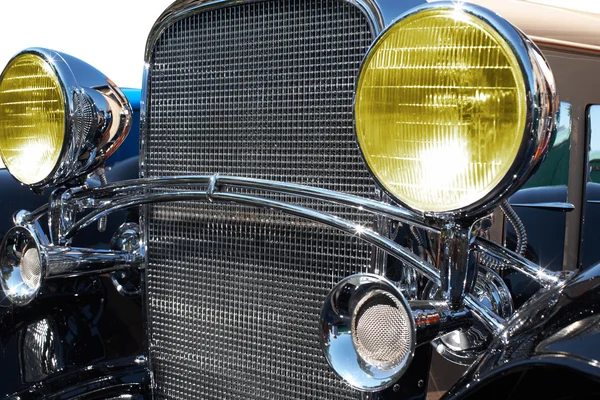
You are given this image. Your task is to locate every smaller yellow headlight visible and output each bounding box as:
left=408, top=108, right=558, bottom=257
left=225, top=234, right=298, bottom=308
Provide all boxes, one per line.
left=0, top=53, right=65, bottom=185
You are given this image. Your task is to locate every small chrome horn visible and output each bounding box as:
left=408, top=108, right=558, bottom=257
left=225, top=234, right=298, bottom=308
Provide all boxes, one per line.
left=319, top=274, right=416, bottom=391
left=0, top=226, right=46, bottom=305
left=320, top=274, right=472, bottom=391
left=1, top=224, right=142, bottom=305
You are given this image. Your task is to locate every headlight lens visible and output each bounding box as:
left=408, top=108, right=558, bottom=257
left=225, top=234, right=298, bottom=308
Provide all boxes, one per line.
left=0, top=53, right=65, bottom=185
left=355, top=8, right=527, bottom=213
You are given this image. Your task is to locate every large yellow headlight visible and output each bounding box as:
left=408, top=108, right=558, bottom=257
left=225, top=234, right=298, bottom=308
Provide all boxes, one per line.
left=0, top=53, right=65, bottom=185
left=355, top=4, right=556, bottom=216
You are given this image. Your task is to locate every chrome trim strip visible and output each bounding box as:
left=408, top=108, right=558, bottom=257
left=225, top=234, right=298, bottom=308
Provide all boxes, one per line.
left=67, top=189, right=442, bottom=285
left=510, top=202, right=575, bottom=212
left=69, top=175, right=438, bottom=232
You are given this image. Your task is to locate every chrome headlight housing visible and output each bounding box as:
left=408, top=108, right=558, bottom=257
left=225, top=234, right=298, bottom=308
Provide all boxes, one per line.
left=354, top=2, right=558, bottom=219
left=0, top=48, right=132, bottom=188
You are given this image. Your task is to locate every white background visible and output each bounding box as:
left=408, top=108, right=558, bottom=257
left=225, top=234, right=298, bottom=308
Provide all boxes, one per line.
left=0, top=0, right=174, bottom=89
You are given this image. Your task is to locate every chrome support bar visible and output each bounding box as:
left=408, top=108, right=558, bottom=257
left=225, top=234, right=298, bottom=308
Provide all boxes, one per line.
left=464, top=296, right=504, bottom=334
left=66, top=190, right=442, bottom=286
left=47, top=185, right=505, bottom=333
left=17, top=175, right=555, bottom=289
left=41, top=175, right=438, bottom=233
left=11, top=174, right=547, bottom=332
left=438, top=222, right=474, bottom=311
left=473, top=237, right=562, bottom=287
left=18, top=175, right=567, bottom=285
left=410, top=300, right=472, bottom=344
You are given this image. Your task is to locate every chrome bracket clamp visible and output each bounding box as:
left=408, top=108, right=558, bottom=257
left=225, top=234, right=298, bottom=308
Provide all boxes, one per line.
left=438, top=222, right=476, bottom=311
left=110, top=223, right=143, bottom=297
left=48, top=187, right=83, bottom=246
left=206, top=174, right=219, bottom=202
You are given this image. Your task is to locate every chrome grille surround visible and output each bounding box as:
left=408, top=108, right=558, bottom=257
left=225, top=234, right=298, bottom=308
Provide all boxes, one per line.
left=142, top=0, right=381, bottom=398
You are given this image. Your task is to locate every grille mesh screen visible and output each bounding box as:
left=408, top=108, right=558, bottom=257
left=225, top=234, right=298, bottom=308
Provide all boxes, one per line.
left=144, top=1, right=376, bottom=398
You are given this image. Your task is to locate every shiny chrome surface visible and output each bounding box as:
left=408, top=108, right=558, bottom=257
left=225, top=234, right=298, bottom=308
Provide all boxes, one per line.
left=19, top=318, right=63, bottom=382
left=0, top=225, right=46, bottom=305
left=64, top=188, right=443, bottom=284
left=24, top=174, right=512, bottom=334
left=438, top=222, right=473, bottom=311
left=49, top=175, right=436, bottom=239
left=13, top=172, right=558, bottom=323
left=2, top=48, right=132, bottom=189
left=426, top=265, right=514, bottom=365
left=444, top=263, right=600, bottom=399
left=110, top=223, right=143, bottom=297
left=410, top=300, right=472, bottom=345
left=319, top=274, right=416, bottom=391
left=0, top=222, right=142, bottom=305
left=110, top=222, right=142, bottom=257
left=473, top=237, right=562, bottom=286
left=353, top=1, right=558, bottom=221
left=510, top=202, right=574, bottom=212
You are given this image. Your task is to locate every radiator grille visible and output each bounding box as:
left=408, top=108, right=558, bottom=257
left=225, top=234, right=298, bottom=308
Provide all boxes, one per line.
left=144, top=1, right=376, bottom=398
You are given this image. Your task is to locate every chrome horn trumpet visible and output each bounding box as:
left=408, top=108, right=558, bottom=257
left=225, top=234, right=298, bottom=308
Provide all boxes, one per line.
left=319, top=274, right=471, bottom=391
left=0, top=223, right=142, bottom=305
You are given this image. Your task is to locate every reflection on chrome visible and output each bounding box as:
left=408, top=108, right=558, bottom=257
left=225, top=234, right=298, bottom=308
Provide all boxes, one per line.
left=424, top=265, right=514, bottom=365
left=0, top=48, right=132, bottom=189
left=0, top=223, right=142, bottom=305
left=319, top=274, right=416, bottom=391
left=20, top=318, right=62, bottom=383
left=10, top=174, right=563, bottom=334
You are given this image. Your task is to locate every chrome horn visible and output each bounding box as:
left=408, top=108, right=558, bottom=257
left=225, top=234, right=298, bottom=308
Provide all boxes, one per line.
left=319, top=274, right=470, bottom=391
left=0, top=222, right=142, bottom=305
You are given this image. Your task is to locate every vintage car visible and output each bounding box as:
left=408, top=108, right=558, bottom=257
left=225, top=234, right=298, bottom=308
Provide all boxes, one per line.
left=1, top=0, right=600, bottom=398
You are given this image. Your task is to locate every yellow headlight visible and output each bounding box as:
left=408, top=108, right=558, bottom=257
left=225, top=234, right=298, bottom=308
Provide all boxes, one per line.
left=0, top=53, right=65, bottom=185
left=355, top=8, right=527, bottom=213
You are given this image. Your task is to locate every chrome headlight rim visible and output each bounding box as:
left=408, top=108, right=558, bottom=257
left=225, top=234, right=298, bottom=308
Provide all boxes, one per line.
left=0, top=47, right=132, bottom=190
left=353, top=1, right=558, bottom=221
